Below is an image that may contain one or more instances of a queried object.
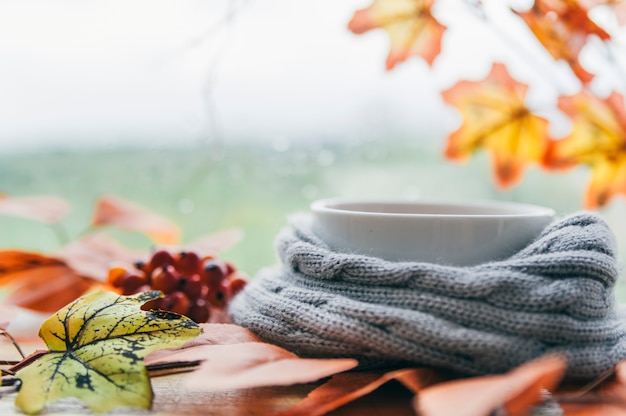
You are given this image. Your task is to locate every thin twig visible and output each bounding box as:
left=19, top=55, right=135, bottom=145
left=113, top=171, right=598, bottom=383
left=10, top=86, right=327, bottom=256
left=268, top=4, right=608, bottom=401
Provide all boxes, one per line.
left=0, top=330, right=25, bottom=359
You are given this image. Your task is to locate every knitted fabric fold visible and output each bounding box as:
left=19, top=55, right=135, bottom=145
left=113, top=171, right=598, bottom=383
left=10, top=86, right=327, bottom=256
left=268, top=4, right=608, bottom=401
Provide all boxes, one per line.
left=229, top=212, right=626, bottom=379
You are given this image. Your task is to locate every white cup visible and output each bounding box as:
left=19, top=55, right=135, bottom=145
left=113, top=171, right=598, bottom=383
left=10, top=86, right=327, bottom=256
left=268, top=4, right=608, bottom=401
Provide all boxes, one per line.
left=310, top=198, right=556, bottom=266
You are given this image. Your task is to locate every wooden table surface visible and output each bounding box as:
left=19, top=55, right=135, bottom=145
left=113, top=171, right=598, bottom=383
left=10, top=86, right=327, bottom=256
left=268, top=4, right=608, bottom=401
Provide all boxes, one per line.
left=0, top=339, right=416, bottom=416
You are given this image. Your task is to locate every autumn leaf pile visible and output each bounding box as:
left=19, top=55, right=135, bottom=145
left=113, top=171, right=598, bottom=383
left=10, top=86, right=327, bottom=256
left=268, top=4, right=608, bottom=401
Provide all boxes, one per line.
left=348, top=0, right=626, bottom=209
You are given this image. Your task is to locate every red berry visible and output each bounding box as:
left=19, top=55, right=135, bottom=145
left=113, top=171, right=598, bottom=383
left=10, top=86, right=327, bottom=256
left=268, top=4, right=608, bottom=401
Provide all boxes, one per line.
left=207, top=280, right=230, bottom=308
left=224, top=261, right=236, bottom=276
left=176, top=251, right=201, bottom=276
left=201, top=259, right=227, bottom=286
left=119, top=273, right=147, bottom=295
left=151, top=265, right=180, bottom=294
left=228, top=276, right=248, bottom=297
left=188, top=298, right=210, bottom=323
left=149, top=250, right=175, bottom=273
left=181, top=274, right=206, bottom=300
left=160, top=291, right=191, bottom=315
left=107, top=267, right=129, bottom=288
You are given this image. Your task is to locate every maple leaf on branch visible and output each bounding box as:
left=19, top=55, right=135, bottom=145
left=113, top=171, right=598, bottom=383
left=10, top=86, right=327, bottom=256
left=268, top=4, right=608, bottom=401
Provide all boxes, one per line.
left=347, top=0, right=446, bottom=70
left=513, top=0, right=611, bottom=84
left=544, top=90, right=626, bottom=208
left=13, top=290, right=201, bottom=414
left=441, top=62, right=551, bottom=188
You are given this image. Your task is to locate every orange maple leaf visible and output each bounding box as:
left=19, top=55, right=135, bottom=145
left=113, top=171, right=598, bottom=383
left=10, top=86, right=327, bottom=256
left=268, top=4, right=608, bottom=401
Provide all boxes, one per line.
left=441, top=63, right=551, bottom=188
left=0, top=251, right=94, bottom=312
left=347, top=0, right=446, bottom=70
left=545, top=91, right=626, bottom=208
left=514, top=0, right=611, bottom=84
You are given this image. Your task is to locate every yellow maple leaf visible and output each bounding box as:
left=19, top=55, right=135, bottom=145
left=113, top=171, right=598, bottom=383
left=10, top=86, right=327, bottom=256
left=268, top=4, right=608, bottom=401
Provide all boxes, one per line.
left=14, top=290, right=201, bottom=414
left=545, top=91, right=626, bottom=208
left=348, top=0, right=446, bottom=69
left=441, top=63, right=551, bottom=188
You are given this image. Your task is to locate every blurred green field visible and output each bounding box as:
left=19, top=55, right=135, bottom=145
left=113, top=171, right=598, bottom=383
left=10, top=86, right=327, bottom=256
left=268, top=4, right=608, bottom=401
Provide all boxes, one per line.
left=0, top=138, right=623, bottom=290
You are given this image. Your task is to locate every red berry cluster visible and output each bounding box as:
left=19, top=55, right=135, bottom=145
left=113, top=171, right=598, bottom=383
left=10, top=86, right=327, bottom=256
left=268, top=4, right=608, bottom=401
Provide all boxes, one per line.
left=107, top=249, right=247, bottom=323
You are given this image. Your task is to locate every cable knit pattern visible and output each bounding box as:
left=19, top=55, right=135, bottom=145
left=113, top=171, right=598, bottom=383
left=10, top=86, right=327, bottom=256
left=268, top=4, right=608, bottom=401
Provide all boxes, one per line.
left=230, top=212, right=626, bottom=379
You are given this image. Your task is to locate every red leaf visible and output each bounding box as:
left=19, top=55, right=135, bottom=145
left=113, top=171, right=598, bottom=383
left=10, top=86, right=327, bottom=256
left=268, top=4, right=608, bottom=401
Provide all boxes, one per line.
left=276, top=368, right=440, bottom=416
left=414, top=354, right=567, bottom=416
left=92, top=195, right=180, bottom=245
left=0, top=194, right=70, bottom=224
left=145, top=324, right=358, bottom=390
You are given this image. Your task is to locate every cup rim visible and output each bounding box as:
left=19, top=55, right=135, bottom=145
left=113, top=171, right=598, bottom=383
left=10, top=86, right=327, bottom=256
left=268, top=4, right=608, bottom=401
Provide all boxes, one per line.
left=311, top=198, right=556, bottom=218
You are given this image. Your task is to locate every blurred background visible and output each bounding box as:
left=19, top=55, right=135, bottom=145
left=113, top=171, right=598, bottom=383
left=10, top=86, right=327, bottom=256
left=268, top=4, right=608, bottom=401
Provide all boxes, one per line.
left=0, top=0, right=623, bottom=294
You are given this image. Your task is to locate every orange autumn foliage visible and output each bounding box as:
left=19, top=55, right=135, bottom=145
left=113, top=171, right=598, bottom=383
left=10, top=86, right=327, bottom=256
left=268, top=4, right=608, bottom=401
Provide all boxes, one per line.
left=0, top=251, right=93, bottom=312
left=442, top=63, right=551, bottom=188
left=350, top=0, right=626, bottom=208
left=514, top=0, right=610, bottom=84
left=545, top=91, right=626, bottom=208
left=347, top=0, right=445, bottom=69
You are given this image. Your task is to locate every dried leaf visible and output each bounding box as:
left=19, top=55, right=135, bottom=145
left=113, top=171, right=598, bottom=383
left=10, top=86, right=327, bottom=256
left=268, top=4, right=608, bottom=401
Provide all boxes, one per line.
left=0, top=250, right=93, bottom=312
left=348, top=0, right=446, bottom=69
left=555, top=360, right=626, bottom=415
left=177, top=228, right=244, bottom=257
left=144, top=323, right=357, bottom=391
left=276, top=368, right=439, bottom=416
left=56, top=232, right=145, bottom=282
left=92, top=195, right=180, bottom=245
left=442, top=62, right=551, bottom=188
left=0, top=194, right=70, bottom=224
left=414, top=354, right=567, bottom=416
left=514, top=0, right=610, bottom=83
left=15, top=290, right=201, bottom=414
left=545, top=91, right=626, bottom=208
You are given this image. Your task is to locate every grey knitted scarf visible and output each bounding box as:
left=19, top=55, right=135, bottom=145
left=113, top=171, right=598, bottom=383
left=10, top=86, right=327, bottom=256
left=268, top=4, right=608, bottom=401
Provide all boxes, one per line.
left=230, top=212, right=626, bottom=379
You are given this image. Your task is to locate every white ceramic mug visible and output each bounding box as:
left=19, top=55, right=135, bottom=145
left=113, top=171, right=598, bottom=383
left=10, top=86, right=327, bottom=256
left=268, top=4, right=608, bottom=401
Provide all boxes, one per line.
left=310, top=198, right=556, bottom=266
